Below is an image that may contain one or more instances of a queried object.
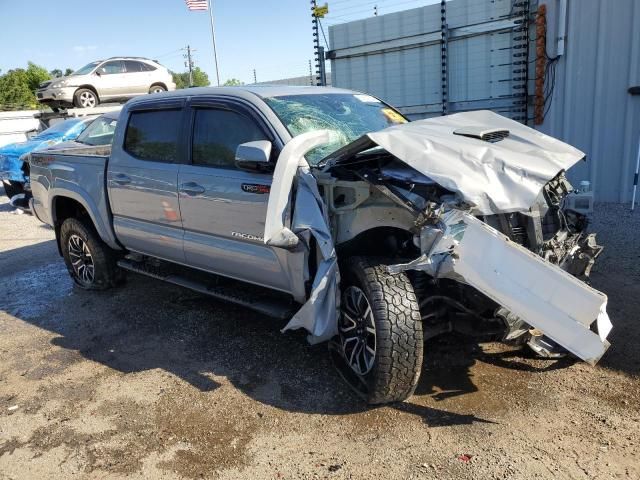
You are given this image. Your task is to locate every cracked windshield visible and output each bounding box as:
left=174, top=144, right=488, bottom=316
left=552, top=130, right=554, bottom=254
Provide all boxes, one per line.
left=265, top=93, right=407, bottom=164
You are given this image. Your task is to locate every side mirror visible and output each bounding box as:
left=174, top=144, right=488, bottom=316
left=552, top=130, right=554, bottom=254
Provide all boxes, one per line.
left=235, top=140, right=273, bottom=172
left=95, top=68, right=103, bottom=76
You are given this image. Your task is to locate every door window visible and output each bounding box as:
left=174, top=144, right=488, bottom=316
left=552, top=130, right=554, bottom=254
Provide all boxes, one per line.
left=99, top=61, right=124, bottom=75
left=124, top=60, right=146, bottom=73
left=124, top=109, right=181, bottom=163
left=192, top=108, right=268, bottom=169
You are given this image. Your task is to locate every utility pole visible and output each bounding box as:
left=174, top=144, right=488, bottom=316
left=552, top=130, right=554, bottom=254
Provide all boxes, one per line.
left=253, top=69, right=257, bottom=84
left=440, top=0, right=448, bottom=115
left=309, top=60, right=313, bottom=86
left=184, top=45, right=195, bottom=87
left=374, top=5, right=378, bottom=16
left=311, top=0, right=328, bottom=86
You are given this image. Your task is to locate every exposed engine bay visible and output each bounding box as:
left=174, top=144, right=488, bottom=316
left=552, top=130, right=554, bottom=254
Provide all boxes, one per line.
left=319, top=154, right=607, bottom=362
left=263, top=110, right=611, bottom=365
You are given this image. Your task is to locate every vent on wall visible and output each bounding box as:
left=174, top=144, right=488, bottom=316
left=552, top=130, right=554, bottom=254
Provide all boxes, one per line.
left=453, top=126, right=510, bottom=143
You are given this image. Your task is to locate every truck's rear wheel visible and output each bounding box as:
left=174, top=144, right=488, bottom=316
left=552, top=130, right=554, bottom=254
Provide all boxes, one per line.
left=337, top=257, right=423, bottom=404
left=60, top=217, right=122, bottom=290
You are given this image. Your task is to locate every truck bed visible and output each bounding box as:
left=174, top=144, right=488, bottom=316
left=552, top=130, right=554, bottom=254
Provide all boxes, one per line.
left=29, top=148, right=119, bottom=249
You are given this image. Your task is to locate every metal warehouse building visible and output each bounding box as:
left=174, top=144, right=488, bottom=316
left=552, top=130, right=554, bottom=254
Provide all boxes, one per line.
left=327, top=0, right=640, bottom=203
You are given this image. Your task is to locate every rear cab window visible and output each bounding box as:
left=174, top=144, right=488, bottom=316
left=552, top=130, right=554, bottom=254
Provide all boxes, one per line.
left=124, top=109, right=181, bottom=163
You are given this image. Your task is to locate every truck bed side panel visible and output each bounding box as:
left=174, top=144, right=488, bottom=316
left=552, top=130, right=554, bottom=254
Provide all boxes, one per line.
left=30, top=151, right=120, bottom=250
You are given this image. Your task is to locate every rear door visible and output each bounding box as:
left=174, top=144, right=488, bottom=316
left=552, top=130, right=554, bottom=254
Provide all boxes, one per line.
left=108, top=99, right=188, bottom=262
left=123, top=60, right=150, bottom=96
left=177, top=98, right=294, bottom=293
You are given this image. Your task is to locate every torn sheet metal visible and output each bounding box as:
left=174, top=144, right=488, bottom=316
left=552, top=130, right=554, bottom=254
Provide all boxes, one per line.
left=264, top=130, right=333, bottom=248
left=360, top=110, right=586, bottom=215
left=390, top=209, right=612, bottom=364
left=264, top=130, right=339, bottom=343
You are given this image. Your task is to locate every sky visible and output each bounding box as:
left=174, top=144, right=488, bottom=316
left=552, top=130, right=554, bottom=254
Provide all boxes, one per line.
left=0, top=0, right=436, bottom=84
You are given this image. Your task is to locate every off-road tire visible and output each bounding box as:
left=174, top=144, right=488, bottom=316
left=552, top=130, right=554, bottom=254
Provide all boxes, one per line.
left=149, top=84, right=167, bottom=94
left=73, top=88, right=99, bottom=108
left=60, top=217, right=122, bottom=290
left=2, top=180, right=24, bottom=200
left=342, top=257, right=423, bottom=404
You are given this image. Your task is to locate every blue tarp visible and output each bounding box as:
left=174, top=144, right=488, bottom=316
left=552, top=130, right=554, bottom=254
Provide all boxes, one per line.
left=0, top=118, right=89, bottom=182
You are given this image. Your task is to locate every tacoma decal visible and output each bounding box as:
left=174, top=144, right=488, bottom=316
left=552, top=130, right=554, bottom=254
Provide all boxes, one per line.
left=231, top=231, right=264, bottom=242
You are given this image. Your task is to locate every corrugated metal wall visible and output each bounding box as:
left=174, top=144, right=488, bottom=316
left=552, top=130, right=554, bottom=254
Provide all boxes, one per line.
left=328, top=0, right=640, bottom=203
left=540, top=0, right=640, bottom=202
left=328, top=0, right=530, bottom=121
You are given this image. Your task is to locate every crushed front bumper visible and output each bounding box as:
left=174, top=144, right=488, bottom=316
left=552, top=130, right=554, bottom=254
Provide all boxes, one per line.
left=389, top=210, right=611, bottom=364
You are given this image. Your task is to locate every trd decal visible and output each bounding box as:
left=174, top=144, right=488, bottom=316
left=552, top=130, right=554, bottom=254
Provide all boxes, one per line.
left=241, top=183, right=270, bottom=194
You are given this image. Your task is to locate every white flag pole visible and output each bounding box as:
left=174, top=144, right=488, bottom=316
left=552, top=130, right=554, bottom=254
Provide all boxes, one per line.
left=208, top=0, right=221, bottom=86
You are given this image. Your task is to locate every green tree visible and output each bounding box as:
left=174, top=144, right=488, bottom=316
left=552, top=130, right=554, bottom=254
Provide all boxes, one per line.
left=50, top=69, right=63, bottom=78
left=64, top=68, right=74, bottom=76
left=171, top=67, right=210, bottom=89
left=223, top=78, right=243, bottom=86
left=0, top=69, right=35, bottom=109
left=25, top=62, right=50, bottom=92
left=170, top=71, right=186, bottom=89
left=191, top=67, right=210, bottom=87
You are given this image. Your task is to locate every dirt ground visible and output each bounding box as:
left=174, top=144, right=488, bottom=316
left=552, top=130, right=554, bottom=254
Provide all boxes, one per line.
left=0, top=195, right=638, bottom=480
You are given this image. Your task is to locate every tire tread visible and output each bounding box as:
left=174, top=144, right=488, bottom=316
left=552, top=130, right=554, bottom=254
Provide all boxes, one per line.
left=346, top=257, right=423, bottom=404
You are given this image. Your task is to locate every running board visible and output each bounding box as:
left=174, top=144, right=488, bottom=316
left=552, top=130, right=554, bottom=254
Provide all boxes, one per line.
left=117, top=259, right=296, bottom=320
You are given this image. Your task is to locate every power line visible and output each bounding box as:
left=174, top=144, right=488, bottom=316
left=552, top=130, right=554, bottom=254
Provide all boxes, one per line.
left=318, top=18, right=329, bottom=49
left=153, top=48, right=183, bottom=59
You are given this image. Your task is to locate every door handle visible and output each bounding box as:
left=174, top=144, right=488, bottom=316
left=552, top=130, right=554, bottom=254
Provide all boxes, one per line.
left=112, top=173, right=131, bottom=185
left=179, top=182, right=205, bottom=195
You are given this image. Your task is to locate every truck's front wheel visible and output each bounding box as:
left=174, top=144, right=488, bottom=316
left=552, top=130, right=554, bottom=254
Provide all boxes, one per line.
left=60, top=218, right=122, bottom=290
left=338, top=257, right=423, bottom=404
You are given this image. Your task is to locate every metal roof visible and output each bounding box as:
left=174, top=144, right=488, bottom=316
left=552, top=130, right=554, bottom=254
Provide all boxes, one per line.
left=126, top=85, right=360, bottom=106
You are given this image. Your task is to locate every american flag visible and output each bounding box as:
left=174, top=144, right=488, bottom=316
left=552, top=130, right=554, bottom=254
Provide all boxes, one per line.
left=185, top=0, right=208, bottom=11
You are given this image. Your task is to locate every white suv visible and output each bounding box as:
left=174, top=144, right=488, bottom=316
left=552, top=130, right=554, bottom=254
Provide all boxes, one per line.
left=36, top=57, right=176, bottom=110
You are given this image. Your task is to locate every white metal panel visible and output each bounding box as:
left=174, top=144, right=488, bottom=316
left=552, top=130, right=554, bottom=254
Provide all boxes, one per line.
left=329, top=0, right=528, bottom=121
left=540, top=0, right=640, bottom=202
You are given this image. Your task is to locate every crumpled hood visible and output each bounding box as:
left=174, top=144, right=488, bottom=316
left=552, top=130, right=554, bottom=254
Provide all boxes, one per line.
left=337, top=110, right=586, bottom=215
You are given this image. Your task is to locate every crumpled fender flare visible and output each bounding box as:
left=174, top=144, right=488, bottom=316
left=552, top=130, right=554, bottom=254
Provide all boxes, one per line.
left=264, top=129, right=333, bottom=248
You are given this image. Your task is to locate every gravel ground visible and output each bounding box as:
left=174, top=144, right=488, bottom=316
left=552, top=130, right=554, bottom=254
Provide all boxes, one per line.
left=0, top=194, right=639, bottom=479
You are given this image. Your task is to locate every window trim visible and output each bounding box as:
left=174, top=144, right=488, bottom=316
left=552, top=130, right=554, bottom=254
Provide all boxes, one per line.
left=186, top=98, right=280, bottom=170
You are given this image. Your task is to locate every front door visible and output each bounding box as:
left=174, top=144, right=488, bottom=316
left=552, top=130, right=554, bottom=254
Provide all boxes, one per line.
left=108, top=102, right=187, bottom=263
left=178, top=101, right=294, bottom=293
left=95, top=60, right=128, bottom=99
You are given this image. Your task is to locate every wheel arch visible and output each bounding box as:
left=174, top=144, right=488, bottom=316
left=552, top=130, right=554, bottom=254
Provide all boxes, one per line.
left=336, top=226, right=416, bottom=260
left=149, top=82, right=167, bottom=91
left=50, top=192, right=120, bottom=253
left=74, top=85, right=100, bottom=100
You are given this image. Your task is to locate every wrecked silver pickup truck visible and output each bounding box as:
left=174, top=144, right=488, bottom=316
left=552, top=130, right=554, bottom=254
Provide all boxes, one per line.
left=29, top=86, right=611, bottom=404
